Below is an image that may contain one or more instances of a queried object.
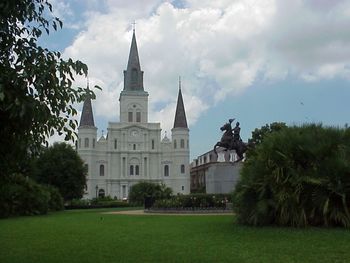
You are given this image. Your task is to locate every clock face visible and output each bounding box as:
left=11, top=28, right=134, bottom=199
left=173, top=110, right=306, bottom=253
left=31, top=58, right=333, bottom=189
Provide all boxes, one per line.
left=131, top=130, right=139, bottom=137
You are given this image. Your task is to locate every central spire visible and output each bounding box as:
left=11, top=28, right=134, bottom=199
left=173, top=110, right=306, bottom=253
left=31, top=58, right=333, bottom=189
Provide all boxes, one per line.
left=173, top=77, right=188, bottom=129
left=79, top=79, right=95, bottom=128
left=123, top=30, right=144, bottom=92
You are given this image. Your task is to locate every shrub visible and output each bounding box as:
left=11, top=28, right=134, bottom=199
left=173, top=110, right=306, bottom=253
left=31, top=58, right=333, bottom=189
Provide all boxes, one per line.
left=0, top=174, right=50, bottom=218
left=45, top=185, right=64, bottom=211
left=129, top=182, right=172, bottom=205
left=153, top=194, right=231, bottom=209
left=233, top=124, right=350, bottom=227
left=65, top=197, right=131, bottom=210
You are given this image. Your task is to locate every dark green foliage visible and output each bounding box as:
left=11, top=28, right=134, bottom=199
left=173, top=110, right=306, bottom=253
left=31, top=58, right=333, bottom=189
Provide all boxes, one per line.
left=66, top=196, right=131, bottom=209
left=153, top=194, right=232, bottom=209
left=0, top=174, right=49, bottom=217
left=128, top=181, right=173, bottom=205
left=45, top=185, right=64, bottom=211
left=233, top=124, right=350, bottom=227
left=32, top=142, right=87, bottom=201
left=0, top=0, right=100, bottom=177
left=248, top=122, right=287, bottom=145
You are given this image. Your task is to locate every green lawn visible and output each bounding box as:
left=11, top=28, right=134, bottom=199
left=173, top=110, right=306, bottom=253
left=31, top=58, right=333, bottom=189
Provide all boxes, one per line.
left=0, top=208, right=349, bottom=263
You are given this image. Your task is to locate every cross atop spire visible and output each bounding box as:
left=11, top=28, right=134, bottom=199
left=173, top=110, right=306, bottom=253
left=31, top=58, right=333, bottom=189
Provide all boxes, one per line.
left=131, top=20, right=136, bottom=33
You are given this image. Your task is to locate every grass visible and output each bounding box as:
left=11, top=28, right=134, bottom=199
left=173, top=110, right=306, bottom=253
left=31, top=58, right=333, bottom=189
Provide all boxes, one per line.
left=1, top=208, right=350, bottom=263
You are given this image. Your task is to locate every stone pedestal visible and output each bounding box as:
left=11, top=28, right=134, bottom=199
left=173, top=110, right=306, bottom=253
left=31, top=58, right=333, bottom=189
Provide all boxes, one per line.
left=206, top=162, right=242, bottom=194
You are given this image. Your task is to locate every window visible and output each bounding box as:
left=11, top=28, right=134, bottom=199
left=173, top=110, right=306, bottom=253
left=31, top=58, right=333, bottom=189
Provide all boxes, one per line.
left=181, top=164, right=185, bottom=174
left=180, top=139, right=185, bottom=148
left=131, top=68, right=138, bottom=82
left=114, top=139, right=117, bottom=149
left=136, top=112, right=141, bottom=122
left=130, top=165, right=134, bottom=175
left=182, top=186, right=184, bottom=191
left=174, top=140, right=177, bottom=149
left=93, top=138, right=95, bottom=148
left=152, top=139, right=155, bottom=150
left=135, top=165, right=139, bottom=175
left=128, top=112, right=133, bottom=122
left=122, top=185, right=127, bottom=199
left=164, top=165, right=169, bottom=177
left=100, top=164, right=104, bottom=176
left=133, top=144, right=136, bottom=150
left=84, top=138, right=89, bottom=148
left=85, top=164, right=88, bottom=173
left=98, top=189, right=105, bottom=198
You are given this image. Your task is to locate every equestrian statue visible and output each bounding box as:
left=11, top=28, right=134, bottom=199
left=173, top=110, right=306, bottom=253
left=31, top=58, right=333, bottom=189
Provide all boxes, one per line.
left=213, top=118, right=248, bottom=162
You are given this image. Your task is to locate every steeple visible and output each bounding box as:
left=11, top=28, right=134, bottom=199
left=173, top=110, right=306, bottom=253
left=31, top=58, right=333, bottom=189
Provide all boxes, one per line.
left=123, top=30, right=144, bottom=92
left=79, top=83, right=95, bottom=127
left=173, top=77, right=188, bottom=129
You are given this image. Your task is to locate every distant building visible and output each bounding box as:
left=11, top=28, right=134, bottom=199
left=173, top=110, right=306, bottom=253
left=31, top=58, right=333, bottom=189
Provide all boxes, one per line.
left=77, top=30, right=190, bottom=199
left=190, top=149, right=241, bottom=193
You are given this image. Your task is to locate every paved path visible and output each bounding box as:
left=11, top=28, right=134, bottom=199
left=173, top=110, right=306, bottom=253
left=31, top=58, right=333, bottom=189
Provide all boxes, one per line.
left=105, top=210, right=233, bottom=216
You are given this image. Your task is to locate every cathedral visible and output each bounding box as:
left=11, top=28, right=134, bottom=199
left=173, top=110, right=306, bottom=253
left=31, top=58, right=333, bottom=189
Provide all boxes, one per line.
left=77, top=30, right=190, bottom=199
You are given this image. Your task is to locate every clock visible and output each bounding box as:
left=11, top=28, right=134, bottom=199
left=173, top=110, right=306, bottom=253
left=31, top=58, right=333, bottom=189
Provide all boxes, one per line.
left=131, top=130, right=139, bottom=137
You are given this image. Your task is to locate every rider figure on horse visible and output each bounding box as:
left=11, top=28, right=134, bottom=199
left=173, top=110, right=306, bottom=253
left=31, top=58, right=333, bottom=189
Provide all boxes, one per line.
left=220, top=118, right=235, bottom=145
left=232, top=121, right=241, bottom=143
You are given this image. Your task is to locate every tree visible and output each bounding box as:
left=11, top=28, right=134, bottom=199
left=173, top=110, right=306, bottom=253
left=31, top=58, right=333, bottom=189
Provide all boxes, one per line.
left=129, top=181, right=173, bottom=205
left=0, top=0, right=99, bottom=178
left=233, top=124, right=350, bottom=227
left=32, top=142, right=87, bottom=201
left=248, top=122, right=287, bottom=145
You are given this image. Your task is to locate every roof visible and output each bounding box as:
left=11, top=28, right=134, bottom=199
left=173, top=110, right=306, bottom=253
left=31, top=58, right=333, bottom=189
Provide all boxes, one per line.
left=79, top=95, right=95, bottom=127
left=173, top=85, right=188, bottom=129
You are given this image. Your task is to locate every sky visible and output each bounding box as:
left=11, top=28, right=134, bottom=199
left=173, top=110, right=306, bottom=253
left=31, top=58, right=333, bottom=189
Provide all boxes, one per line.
left=43, top=0, right=350, bottom=160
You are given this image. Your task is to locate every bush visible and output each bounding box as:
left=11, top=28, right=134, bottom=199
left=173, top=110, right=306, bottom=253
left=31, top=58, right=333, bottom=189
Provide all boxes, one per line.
left=65, top=196, right=132, bottom=209
left=0, top=174, right=50, bottom=218
left=45, top=185, right=64, bottom=211
left=129, top=182, right=172, bottom=205
left=233, top=124, right=350, bottom=227
left=153, top=194, right=231, bottom=209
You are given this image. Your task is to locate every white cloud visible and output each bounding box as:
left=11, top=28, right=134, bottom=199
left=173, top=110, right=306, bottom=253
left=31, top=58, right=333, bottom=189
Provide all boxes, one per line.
left=60, top=0, right=350, bottom=133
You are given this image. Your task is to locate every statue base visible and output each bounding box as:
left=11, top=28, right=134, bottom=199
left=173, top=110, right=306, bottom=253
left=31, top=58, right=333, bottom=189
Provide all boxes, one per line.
left=205, top=162, right=243, bottom=194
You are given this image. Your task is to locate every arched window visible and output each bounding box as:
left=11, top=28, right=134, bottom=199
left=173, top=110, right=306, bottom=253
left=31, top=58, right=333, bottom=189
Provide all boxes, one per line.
left=98, top=189, right=105, bottom=198
left=164, top=165, right=169, bottom=177
left=114, top=139, right=117, bottom=149
left=174, top=140, right=177, bottom=149
left=133, top=144, right=136, bottom=150
left=152, top=140, right=155, bottom=150
left=181, top=164, right=185, bottom=174
left=136, top=112, right=141, bottom=122
left=131, top=68, right=138, bottom=82
left=135, top=165, right=139, bottom=175
left=100, top=164, right=104, bottom=176
left=84, top=138, right=89, bottom=148
left=180, top=139, right=185, bottom=148
left=130, top=165, right=134, bottom=175
left=128, top=112, right=133, bottom=122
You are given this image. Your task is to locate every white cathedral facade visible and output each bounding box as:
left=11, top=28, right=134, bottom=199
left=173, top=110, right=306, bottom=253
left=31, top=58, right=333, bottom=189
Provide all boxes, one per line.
left=77, top=31, right=190, bottom=199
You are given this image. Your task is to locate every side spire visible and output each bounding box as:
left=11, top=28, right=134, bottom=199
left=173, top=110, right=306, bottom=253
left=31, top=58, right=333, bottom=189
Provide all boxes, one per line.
left=79, top=78, right=95, bottom=127
left=123, top=29, right=144, bottom=91
left=173, top=77, right=188, bottom=129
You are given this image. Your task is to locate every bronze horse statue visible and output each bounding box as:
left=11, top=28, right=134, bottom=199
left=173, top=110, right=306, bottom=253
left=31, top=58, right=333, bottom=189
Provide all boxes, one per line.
left=213, top=121, right=248, bottom=162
